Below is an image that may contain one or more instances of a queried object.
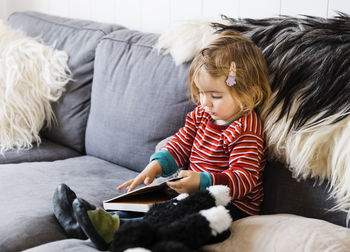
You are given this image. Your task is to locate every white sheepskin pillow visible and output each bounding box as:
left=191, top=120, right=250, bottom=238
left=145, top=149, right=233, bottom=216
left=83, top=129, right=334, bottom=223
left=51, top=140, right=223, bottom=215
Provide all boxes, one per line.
left=154, top=19, right=228, bottom=65
left=0, top=20, right=70, bottom=152
left=201, top=214, right=350, bottom=252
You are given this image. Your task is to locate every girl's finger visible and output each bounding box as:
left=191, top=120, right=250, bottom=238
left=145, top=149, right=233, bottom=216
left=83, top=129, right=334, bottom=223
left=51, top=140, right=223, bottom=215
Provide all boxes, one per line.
left=144, top=176, right=154, bottom=185
left=127, top=175, right=145, bottom=192
left=167, top=180, right=182, bottom=190
left=116, top=179, right=133, bottom=190
left=178, top=170, right=188, bottom=177
left=167, top=183, right=178, bottom=191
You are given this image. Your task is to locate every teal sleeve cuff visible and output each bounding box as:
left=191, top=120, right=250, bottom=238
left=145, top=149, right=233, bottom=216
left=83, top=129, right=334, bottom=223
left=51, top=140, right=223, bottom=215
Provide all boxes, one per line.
left=150, top=149, right=179, bottom=177
left=199, top=172, right=212, bottom=191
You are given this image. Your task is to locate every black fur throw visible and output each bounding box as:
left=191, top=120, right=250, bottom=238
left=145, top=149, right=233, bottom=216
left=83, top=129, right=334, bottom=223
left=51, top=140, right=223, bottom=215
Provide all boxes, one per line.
left=213, top=13, right=350, bottom=131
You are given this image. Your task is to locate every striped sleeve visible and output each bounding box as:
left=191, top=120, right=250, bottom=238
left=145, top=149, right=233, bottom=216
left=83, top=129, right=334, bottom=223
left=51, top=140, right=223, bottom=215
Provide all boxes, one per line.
left=165, top=107, right=199, bottom=168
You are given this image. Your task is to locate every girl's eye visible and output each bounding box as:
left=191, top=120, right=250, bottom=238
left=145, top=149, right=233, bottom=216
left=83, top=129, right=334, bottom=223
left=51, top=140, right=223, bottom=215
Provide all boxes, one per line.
left=211, top=95, right=222, bottom=99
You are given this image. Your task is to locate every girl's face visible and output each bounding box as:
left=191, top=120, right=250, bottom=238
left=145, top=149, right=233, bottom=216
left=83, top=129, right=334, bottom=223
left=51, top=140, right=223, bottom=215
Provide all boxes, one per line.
left=195, top=70, right=241, bottom=125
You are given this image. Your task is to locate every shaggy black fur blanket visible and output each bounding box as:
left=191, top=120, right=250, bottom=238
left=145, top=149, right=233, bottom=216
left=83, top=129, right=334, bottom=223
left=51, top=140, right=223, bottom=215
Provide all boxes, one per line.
left=213, top=12, right=350, bottom=131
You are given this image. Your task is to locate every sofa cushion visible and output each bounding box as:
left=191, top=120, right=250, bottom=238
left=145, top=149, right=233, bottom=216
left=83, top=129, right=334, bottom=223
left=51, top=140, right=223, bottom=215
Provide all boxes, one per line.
left=0, top=139, right=81, bottom=164
left=23, top=239, right=98, bottom=252
left=7, top=11, right=125, bottom=153
left=85, top=30, right=195, bottom=172
left=23, top=214, right=350, bottom=252
left=202, top=214, right=350, bottom=252
left=0, top=156, right=138, bottom=251
left=261, top=161, right=347, bottom=227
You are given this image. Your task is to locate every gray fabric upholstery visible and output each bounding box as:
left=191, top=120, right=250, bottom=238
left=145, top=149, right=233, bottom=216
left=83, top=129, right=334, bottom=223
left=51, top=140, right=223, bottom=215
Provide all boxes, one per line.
left=7, top=11, right=125, bottom=153
left=85, top=30, right=195, bottom=171
left=0, top=139, right=81, bottom=164
left=0, top=156, right=138, bottom=251
left=261, top=161, right=347, bottom=227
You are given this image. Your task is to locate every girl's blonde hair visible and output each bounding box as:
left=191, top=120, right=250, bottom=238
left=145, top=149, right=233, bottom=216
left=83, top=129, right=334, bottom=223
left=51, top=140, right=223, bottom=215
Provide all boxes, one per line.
left=189, top=30, right=271, bottom=115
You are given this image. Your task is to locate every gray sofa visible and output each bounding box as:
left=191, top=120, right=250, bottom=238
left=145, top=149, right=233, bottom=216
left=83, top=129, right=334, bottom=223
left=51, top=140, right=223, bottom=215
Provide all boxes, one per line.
left=0, top=11, right=348, bottom=252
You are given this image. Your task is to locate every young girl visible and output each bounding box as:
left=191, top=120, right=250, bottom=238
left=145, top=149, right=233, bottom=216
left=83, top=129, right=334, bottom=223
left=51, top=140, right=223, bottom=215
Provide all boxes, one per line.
left=53, top=30, right=271, bottom=250
left=118, top=30, right=271, bottom=216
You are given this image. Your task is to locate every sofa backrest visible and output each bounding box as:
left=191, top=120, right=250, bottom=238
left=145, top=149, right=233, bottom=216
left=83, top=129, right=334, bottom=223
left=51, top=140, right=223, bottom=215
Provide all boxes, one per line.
left=262, top=161, right=347, bottom=227
left=85, top=29, right=195, bottom=172
left=7, top=11, right=124, bottom=153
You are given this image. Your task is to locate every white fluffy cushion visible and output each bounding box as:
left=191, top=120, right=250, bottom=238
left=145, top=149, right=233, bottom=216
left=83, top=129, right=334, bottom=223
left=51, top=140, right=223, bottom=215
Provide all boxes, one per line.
left=201, top=214, right=350, bottom=252
left=0, top=20, right=70, bottom=152
left=154, top=19, right=226, bottom=65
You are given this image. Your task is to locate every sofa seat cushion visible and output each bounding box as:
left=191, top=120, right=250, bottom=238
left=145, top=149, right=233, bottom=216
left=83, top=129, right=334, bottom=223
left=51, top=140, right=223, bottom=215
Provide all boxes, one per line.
left=202, top=214, right=350, bottom=252
left=85, top=29, right=195, bottom=172
left=0, top=156, right=138, bottom=252
left=23, top=214, right=350, bottom=252
left=0, top=139, right=81, bottom=164
left=7, top=11, right=125, bottom=153
left=23, top=239, right=97, bottom=252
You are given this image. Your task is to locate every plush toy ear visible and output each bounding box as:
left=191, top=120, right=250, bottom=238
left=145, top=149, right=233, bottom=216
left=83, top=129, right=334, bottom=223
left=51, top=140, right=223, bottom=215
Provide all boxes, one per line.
left=207, top=185, right=231, bottom=206
left=199, top=205, right=233, bottom=236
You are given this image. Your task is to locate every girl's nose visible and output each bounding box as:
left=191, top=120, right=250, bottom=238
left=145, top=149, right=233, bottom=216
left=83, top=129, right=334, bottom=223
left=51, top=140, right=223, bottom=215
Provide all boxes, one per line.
left=201, top=96, right=212, bottom=113
left=201, top=95, right=211, bottom=107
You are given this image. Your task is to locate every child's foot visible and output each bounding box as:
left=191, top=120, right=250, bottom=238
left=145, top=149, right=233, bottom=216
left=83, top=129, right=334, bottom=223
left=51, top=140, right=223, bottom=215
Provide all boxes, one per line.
left=52, top=184, right=89, bottom=239
left=73, top=198, right=120, bottom=251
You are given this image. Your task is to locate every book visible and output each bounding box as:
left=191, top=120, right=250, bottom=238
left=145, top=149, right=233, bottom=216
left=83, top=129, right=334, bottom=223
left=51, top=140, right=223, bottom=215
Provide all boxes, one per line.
left=103, top=177, right=181, bottom=213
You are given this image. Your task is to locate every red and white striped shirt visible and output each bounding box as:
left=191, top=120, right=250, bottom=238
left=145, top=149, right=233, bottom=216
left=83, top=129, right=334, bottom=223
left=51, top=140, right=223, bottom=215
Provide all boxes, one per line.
left=165, top=106, right=266, bottom=215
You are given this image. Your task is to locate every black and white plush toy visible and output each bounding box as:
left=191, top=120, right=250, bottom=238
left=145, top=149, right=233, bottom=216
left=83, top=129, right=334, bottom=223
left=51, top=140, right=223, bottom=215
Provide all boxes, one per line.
left=53, top=184, right=242, bottom=252
left=110, top=185, right=240, bottom=252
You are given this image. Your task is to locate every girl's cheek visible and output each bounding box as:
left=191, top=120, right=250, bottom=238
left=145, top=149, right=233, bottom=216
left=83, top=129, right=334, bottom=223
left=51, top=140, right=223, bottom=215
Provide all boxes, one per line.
left=199, top=95, right=203, bottom=105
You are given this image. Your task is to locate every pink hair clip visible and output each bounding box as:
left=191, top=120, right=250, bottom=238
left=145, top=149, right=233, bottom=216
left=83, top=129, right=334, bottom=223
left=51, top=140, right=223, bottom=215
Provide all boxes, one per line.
left=226, top=61, right=237, bottom=86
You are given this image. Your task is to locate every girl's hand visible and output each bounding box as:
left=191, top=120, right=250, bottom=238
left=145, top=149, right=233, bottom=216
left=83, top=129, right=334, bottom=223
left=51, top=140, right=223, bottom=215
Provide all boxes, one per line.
left=117, top=160, right=162, bottom=192
left=167, top=170, right=200, bottom=194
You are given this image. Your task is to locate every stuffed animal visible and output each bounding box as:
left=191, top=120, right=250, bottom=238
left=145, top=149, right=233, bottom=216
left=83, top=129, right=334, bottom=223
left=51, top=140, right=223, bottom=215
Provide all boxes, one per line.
left=53, top=184, right=244, bottom=251
left=109, top=185, right=243, bottom=252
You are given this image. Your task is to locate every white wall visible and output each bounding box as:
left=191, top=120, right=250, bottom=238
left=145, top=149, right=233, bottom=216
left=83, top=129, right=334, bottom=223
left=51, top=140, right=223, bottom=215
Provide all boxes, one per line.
left=2, top=0, right=350, bottom=33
